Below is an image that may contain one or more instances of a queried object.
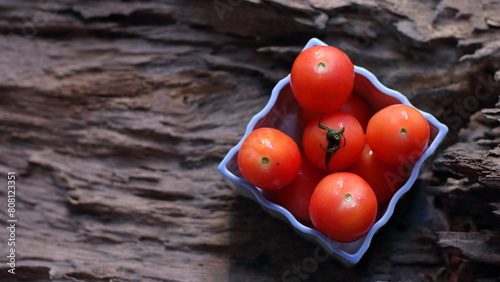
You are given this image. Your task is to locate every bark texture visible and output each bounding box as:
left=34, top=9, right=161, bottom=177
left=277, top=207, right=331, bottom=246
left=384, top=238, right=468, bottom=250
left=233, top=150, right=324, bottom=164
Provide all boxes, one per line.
left=0, top=0, right=499, bottom=281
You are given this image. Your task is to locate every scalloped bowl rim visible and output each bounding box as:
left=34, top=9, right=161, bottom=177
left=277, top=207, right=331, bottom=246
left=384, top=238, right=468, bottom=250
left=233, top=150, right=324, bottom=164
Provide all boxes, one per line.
left=218, top=38, right=448, bottom=266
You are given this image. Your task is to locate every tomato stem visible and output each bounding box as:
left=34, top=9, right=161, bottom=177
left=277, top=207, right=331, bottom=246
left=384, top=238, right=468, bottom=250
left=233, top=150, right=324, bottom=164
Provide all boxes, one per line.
left=317, top=61, right=326, bottom=71
left=318, top=117, right=346, bottom=171
left=261, top=157, right=270, bottom=165
left=400, top=128, right=407, bottom=135
left=344, top=193, right=353, bottom=202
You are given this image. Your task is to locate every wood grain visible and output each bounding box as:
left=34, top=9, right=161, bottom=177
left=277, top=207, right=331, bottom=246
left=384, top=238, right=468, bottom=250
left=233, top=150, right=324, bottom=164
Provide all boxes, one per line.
left=0, top=0, right=498, bottom=280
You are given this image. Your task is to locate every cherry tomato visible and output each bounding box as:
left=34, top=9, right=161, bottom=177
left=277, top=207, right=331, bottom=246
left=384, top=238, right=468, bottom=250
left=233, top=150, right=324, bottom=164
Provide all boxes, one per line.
left=238, top=127, right=301, bottom=190
left=345, top=144, right=410, bottom=205
left=290, top=45, right=354, bottom=113
left=299, top=93, right=371, bottom=130
left=265, top=154, right=327, bottom=223
left=338, top=93, right=371, bottom=130
left=302, top=111, right=366, bottom=172
left=309, top=172, right=378, bottom=243
left=299, top=107, right=323, bottom=127
left=366, top=104, right=430, bottom=165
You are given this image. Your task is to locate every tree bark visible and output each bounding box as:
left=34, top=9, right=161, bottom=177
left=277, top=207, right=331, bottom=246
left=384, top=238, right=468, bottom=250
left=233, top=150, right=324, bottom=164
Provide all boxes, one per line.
left=0, top=0, right=499, bottom=281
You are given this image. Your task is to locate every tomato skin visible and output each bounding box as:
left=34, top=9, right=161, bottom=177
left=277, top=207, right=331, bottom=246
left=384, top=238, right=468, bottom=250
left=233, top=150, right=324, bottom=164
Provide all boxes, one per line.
left=366, top=104, right=430, bottom=165
left=266, top=155, right=327, bottom=223
left=309, top=172, right=378, bottom=243
left=338, top=93, right=371, bottom=131
left=299, top=107, right=323, bottom=127
left=345, top=144, right=410, bottom=205
left=302, top=111, right=366, bottom=172
left=291, top=46, right=354, bottom=113
left=299, top=93, right=371, bottom=130
left=238, top=128, right=301, bottom=190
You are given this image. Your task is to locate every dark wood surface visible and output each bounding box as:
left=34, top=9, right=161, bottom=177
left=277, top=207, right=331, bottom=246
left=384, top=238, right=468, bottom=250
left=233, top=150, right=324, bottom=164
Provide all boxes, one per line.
left=0, top=1, right=499, bottom=281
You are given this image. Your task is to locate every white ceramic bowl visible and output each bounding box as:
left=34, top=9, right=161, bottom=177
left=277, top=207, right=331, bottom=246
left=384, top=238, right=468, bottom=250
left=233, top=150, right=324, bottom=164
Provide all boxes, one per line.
left=218, top=38, right=448, bottom=266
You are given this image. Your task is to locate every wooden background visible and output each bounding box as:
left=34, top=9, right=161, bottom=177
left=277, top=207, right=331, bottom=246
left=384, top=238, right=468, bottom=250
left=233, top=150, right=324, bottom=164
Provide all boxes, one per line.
left=0, top=0, right=499, bottom=281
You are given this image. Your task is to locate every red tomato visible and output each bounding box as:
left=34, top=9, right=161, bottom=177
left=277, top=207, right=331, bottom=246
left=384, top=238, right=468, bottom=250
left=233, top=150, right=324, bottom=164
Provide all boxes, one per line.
left=345, top=144, right=410, bottom=205
left=238, top=128, right=301, bottom=190
left=309, top=172, right=378, bottom=243
left=266, top=155, right=327, bottom=223
left=299, top=93, right=371, bottom=130
left=290, top=45, right=354, bottom=113
left=338, top=93, right=371, bottom=130
left=299, top=107, right=323, bottom=127
left=366, top=104, right=430, bottom=165
left=302, top=111, right=366, bottom=172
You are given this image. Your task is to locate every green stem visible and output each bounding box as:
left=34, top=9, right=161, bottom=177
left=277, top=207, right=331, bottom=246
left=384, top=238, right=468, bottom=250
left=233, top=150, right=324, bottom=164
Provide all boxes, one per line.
left=318, top=117, right=346, bottom=171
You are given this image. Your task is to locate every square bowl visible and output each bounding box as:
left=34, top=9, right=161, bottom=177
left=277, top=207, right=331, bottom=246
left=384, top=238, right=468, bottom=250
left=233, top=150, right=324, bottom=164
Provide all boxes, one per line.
left=218, top=38, right=448, bottom=266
